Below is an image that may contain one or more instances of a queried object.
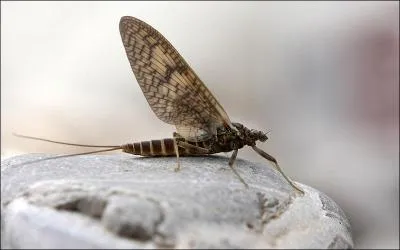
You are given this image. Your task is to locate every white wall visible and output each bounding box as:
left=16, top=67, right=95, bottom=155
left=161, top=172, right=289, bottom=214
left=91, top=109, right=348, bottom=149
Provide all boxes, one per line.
left=1, top=1, right=398, bottom=248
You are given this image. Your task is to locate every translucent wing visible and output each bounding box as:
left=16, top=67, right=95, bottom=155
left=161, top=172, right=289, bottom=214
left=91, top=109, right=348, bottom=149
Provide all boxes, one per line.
left=119, top=16, right=232, bottom=141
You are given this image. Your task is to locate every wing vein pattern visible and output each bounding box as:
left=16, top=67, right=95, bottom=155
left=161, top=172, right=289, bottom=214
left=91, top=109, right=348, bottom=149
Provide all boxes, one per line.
left=119, top=16, right=232, bottom=141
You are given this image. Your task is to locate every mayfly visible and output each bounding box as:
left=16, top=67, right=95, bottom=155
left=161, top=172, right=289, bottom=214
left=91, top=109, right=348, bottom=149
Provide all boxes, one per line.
left=14, top=16, right=304, bottom=194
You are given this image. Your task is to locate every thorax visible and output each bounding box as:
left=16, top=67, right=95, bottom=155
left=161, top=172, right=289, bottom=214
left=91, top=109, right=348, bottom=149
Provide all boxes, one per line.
left=206, top=125, right=245, bottom=153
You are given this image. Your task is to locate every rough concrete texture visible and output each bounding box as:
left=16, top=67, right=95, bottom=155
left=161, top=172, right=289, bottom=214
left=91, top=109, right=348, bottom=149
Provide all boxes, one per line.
left=1, top=153, right=353, bottom=249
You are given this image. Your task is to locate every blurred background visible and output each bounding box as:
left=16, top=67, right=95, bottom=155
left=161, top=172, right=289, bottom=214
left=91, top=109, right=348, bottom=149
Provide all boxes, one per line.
left=1, top=1, right=398, bottom=248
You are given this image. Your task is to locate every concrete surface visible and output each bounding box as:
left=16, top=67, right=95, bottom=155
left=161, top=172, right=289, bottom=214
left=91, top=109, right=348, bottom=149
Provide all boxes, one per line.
left=1, top=153, right=353, bottom=249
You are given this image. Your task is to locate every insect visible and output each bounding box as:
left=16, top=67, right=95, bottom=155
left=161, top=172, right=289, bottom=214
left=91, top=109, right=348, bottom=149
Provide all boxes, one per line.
left=14, top=16, right=304, bottom=195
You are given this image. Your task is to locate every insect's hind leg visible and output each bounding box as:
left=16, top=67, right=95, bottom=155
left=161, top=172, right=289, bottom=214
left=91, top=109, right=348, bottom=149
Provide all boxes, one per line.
left=173, top=134, right=181, bottom=172
left=176, top=140, right=210, bottom=154
left=172, top=132, right=210, bottom=172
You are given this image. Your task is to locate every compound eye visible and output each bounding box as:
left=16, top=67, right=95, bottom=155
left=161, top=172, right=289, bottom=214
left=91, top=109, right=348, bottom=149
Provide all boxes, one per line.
left=256, top=132, right=267, bottom=141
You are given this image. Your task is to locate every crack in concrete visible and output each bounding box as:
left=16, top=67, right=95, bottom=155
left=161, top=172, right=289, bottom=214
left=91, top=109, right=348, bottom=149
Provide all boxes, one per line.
left=7, top=184, right=172, bottom=246
left=103, top=188, right=172, bottom=246
left=252, top=191, right=294, bottom=234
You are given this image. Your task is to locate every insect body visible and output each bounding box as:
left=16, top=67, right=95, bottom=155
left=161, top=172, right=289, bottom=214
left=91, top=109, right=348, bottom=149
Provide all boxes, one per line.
left=14, top=16, right=304, bottom=195
left=121, top=123, right=265, bottom=157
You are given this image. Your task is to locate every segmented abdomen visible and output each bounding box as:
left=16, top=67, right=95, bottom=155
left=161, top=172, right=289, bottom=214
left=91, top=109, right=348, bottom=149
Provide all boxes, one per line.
left=121, top=138, right=210, bottom=156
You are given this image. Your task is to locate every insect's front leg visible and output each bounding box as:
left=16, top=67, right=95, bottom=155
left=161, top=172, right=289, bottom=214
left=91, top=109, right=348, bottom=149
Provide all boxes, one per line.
left=251, top=145, right=304, bottom=195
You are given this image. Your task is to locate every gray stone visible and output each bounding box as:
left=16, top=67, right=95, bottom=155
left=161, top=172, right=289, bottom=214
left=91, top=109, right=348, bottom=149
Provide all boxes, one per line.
left=1, top=153, right=353, bottom=249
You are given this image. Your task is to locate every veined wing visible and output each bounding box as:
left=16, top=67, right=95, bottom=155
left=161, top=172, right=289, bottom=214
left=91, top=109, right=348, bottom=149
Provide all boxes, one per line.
left=119, top=16, right=232, bottom=141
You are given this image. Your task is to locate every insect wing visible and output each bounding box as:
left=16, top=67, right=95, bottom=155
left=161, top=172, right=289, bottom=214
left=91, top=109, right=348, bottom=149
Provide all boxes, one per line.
left=119, top=16, right=232, bottom=141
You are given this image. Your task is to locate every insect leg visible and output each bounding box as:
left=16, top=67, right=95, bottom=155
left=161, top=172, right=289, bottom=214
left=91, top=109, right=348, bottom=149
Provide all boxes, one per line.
left=251, top=145, right=304, bottom=195
left=229, top=148, right=238, bottom=166
left=176, top=141, right=210, bottom=154
left=228, top=149, right=249, bottom=188
left=173, top=136, right=181, bottom=172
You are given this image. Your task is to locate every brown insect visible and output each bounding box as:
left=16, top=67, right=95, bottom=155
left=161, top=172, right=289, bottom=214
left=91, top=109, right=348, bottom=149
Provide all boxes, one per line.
left=14, top=16, right=304, bottom=194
